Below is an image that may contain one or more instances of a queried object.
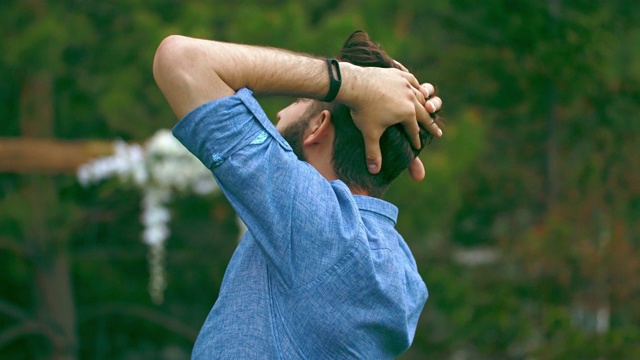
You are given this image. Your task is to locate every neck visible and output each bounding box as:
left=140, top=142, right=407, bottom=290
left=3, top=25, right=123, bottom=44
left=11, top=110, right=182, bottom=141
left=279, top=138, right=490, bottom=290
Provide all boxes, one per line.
left=349, top=186, right=368, bottom=196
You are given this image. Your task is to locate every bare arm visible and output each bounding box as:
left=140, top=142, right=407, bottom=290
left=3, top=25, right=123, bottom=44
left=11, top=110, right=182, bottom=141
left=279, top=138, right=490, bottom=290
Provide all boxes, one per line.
left=152, top=35, right=441, bottom=173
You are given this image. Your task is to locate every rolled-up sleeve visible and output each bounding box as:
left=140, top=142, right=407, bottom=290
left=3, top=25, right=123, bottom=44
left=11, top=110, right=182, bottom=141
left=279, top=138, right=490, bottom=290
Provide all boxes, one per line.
left=172, top=88, right=292, bottom=168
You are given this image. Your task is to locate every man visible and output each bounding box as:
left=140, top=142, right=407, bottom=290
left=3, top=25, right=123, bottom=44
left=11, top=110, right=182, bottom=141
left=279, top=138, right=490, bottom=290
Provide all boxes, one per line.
left=153, top=30, right=443, bottom=359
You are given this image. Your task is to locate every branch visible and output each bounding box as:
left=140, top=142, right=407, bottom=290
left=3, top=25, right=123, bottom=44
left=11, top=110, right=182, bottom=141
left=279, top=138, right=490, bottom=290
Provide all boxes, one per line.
left=0, top=298, right=29, bottom=321
left=0, top=237, right=26, bottom=256
left=72, top=246, right=146, bottom=261
left=0, top=319, right=50, bottom=349
left=78, top=303, right=198, bottom=340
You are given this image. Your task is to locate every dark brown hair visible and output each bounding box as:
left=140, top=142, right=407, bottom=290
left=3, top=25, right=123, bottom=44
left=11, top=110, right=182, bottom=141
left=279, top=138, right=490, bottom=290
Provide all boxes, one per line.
left=322, top=30, right=436, bottom=198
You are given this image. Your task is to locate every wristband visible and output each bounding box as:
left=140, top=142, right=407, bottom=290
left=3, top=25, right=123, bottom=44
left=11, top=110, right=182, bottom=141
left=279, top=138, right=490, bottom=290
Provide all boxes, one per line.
left=321, top=58, right=342, bottom=102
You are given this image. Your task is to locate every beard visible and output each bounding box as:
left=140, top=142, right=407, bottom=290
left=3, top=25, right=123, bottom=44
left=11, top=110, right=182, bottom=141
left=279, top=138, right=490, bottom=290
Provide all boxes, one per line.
left=280, top=115, right=311, bottom=161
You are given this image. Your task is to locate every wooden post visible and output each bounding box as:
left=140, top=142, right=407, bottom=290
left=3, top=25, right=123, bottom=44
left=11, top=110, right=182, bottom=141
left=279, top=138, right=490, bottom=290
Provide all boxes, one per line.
left=0, top=138, right=113, bottom=174
left=19, top=71, right=78, bottom=360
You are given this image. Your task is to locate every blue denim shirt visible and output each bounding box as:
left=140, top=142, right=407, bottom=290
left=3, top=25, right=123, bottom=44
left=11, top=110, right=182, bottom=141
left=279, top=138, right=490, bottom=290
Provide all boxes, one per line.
left=173, top=88, right=428, bottom=359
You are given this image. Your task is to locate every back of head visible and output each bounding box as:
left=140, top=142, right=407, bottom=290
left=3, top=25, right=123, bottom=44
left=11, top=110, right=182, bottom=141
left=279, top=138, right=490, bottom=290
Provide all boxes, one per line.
left=326, top=31, right=432, bottom=198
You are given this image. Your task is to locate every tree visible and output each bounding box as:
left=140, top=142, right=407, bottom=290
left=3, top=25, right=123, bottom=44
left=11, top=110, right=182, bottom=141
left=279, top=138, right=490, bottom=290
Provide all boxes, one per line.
left=1, top=0, right=638, bottom=358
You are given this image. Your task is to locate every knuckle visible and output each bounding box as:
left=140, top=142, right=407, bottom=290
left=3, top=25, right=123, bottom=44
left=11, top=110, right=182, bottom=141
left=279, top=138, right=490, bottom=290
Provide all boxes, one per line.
left=403, top=105, right=416, bottom=118
left=365, top=150, right=380, bottom=160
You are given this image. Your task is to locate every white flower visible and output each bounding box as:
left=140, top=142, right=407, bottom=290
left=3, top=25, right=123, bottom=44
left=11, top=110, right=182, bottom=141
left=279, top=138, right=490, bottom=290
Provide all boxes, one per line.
left=192, top=178, right=217, bottom=195
left=142, top=206, right=171, bottom=226
left=146, top=129, right=185, bottom=157
left=76, top=129, right=221, bottom=304
left=142, top=223, right=170, bottom=246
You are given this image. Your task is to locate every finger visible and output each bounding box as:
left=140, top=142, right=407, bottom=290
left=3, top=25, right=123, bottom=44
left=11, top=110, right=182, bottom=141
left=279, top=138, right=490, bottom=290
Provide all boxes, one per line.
left=424, top=114, right=442, bottom=137
left=426, top=96, right=442, bottom=113
left=415, top=100, right=442, bottom=138
left=363, top=132, right=383, bottom=174
left=393, top=60, right=409, bottom=72
left=413, top=87, right=426, bottom=106
left=423, top=96, right=443, bottom=137
left=421, top=83, right=435, bottom=98
left=421, top=113, right=442, bottom=138
left=400, top=71, right=424, bottom=95
left=408, top=157, right=425, bottom=182
left=401, top=99, right=427, bottom=149
left=401, top=72, right=430, bottom=99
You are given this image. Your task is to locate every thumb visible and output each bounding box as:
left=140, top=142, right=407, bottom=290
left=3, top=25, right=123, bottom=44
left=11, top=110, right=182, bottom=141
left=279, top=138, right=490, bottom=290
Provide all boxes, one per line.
left=363, top=133, right=383, bottom=174
left=408, top=157, right=425, bottom=182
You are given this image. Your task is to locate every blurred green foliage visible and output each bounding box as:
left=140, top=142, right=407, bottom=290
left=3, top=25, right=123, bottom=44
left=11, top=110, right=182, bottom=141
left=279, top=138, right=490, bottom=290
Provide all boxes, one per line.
left=1, top=0, right=639, bottom=359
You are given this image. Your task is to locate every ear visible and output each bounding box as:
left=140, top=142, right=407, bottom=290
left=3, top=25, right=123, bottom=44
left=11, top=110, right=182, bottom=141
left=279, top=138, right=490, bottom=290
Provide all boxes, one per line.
left=303, top=110, right=333, bottom=146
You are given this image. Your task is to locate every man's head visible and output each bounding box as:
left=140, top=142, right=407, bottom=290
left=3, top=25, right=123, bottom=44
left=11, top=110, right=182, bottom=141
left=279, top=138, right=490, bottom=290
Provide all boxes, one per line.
left=278, top=31, right=434, bottom=198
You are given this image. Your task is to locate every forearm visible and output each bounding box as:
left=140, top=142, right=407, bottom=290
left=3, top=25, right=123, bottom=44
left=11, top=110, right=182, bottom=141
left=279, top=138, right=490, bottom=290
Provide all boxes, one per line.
left=154, top=34, right=442, bottom=174
left=153, top=35, right=357, bottom=118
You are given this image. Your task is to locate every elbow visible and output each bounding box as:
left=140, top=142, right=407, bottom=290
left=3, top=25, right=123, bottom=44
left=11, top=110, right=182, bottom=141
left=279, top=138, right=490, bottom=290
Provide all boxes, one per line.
left=153, top=35, right=232, bottom=118
left=152, top=35, right=192, bottom=89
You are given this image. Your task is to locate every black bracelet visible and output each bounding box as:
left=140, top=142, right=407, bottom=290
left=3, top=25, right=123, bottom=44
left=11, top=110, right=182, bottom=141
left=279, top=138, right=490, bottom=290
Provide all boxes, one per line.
left=321, top=58, right=342, bottom=102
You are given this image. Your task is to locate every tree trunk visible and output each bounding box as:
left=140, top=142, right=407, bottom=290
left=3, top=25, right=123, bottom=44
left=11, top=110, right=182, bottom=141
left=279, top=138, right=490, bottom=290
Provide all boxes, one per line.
left=20, top=71, right=77, bottom=360
left=545, top=0, right=561, bottom=210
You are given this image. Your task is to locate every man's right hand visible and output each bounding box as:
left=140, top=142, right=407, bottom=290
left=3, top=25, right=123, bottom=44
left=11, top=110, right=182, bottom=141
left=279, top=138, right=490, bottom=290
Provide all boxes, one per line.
left=336, top=63, right=443, bottom=174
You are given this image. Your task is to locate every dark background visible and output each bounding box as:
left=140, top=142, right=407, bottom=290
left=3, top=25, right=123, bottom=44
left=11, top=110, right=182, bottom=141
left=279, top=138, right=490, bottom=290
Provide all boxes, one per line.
left=1, top=0, right=639, bottom=358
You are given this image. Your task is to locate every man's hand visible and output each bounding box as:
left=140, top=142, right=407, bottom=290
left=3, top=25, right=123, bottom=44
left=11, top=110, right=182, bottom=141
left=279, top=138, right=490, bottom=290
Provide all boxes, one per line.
left=394, top=60, right=443, bottom=142
left=410, top=82, right=442, bottom=182
left=337, top=63, right=443, bottom=174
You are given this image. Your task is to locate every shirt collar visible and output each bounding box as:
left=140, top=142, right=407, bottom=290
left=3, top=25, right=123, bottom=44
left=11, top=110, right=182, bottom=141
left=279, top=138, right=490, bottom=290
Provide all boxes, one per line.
left=352, top=195, right=398, bottom=225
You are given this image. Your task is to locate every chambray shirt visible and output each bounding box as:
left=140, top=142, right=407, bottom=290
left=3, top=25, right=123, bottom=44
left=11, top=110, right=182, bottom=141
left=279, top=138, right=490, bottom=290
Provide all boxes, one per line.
left=173, top=88, right=428, bottom=359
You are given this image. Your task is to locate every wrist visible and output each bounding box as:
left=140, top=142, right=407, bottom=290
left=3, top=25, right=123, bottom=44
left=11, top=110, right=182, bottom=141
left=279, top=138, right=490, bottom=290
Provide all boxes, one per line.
left=334, top=62, right=360, bottom=107
left=321, top=58, right=342, bottom=102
